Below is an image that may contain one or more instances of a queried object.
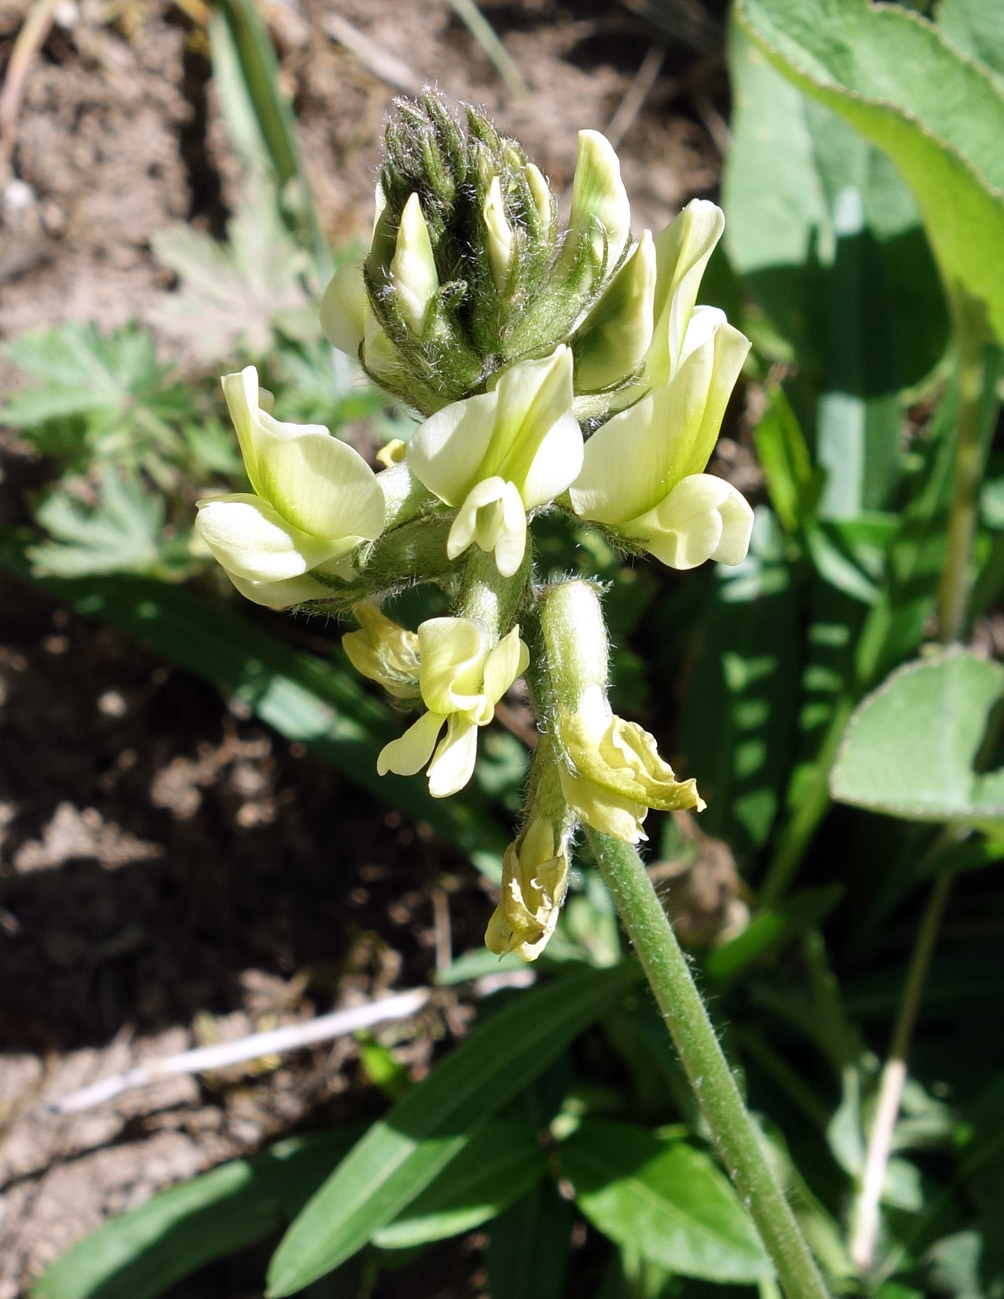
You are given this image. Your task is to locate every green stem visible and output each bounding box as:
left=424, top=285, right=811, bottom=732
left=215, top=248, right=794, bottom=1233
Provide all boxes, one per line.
left=937, top=290, right=988, bottom=644
left=457, top=546, right=531, bottom=640
left=586, top=827, right=832, bottom=1299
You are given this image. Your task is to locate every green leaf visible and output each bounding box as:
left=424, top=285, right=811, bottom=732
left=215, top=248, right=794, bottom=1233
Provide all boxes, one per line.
left=267, top=963, right=639, bottom=1295
left=1, top=323, right=187, bottom=434
left=830, top=649, right=1004, bottom=823
left=724, top=18, right=947, bottom=387
left=938, top=0, right=1004, bottom=81
left=736, top=0, right=1004, bottom=346
left=559, top=1120, right=772, bottom=1283
left=150, top=186, right=311, bottom=365
left=371, top=1120, right=545, bottom=1249
left=753, top=387, right=821, bottom=532
left=925, top=1228, right=1004, bottom=1299
left=33, top=1128, right=360, bottom=1299
left=28, top=471, right=167, bottom=579
left=486, top=1179, right=574, bottom=1299
left=679, top=509, right=799, bottom=857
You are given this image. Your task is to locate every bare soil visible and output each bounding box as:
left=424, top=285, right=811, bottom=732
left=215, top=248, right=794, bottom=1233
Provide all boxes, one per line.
left=0, top=1, right=728, bottom=1293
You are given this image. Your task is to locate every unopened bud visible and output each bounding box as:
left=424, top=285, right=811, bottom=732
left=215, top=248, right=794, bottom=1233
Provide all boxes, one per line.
left=483, top=176, right=514, bottom=291
left=391, top=193, right=439, bottom=335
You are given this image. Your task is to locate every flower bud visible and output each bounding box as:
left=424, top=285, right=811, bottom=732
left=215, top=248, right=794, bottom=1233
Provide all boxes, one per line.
left=316, top=97, right=641, bottom=417
left=390, top=192, right=439, bottom=335
left=483, top=175, right=514, bottom=290
left=558, top=130, right=631, bottom=288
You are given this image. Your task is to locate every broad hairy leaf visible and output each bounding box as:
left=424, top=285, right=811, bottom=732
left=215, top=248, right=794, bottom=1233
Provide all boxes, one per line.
left=830, top=649, right=1004, bottom=823
left=736, top=0, right=1004, bottom=345
left=724, top=16, right=947, bottom=391
left=267, top=963, right=639, bottom=1295
left=559, top=1119, right=772, bottom=1283
left=33, top=1128, right=360, bottom=1299
left=937, top=0, right=1004, bottom=81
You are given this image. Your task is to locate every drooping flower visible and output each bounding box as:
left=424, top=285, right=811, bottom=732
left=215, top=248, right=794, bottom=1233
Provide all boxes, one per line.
left=556, top=685, right=705, bottom=844
left=378, top=619, right=529, bottom=798
left=569, top=306, right=753, bottom=569
left=485, top=819, right=570, bottom=961
left=342, top=604, right=421, bottom=700
left=195, top=367, right=385, bottom=608
left=407, top=346, right=582, bottom=576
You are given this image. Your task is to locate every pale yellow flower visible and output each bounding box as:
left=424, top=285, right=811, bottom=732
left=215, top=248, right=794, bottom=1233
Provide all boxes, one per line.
left=485, top=819, right=570, bottom=962
left=378, top=619, right=529, bottom=798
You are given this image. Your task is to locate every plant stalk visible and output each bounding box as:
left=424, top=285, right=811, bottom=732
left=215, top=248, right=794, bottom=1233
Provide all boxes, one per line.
left=586, top=827, right=832, bottom=1299
left=937, top=290, right=989, bottom=644
left=848, top=869, right=952, bottom=1271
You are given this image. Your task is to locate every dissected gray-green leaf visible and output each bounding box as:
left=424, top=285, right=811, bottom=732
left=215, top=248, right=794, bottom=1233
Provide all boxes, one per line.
left=1, top=323, right=188, bottom=433
left=151, top=185, right=311, bottom=364
left=559, top=1120, right=772, bottom=1283
left=28, top=471, right=168, bottom=578
left=830, top=649, right=1004, bottom=823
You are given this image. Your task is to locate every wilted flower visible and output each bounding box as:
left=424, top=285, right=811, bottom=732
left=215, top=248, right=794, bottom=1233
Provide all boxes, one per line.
left=485, top=819, right=570, bottom=961
left=342, top=603, right=421, bottom=699
left=378, top=618, right=529, bottom=798
left=195, top=367, right=384, bottom=608
left=557, top=684, right=704, bottom=843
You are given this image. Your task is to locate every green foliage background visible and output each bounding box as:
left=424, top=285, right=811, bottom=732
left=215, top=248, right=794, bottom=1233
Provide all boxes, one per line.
left=4, top=1, right=1004, bottom=1296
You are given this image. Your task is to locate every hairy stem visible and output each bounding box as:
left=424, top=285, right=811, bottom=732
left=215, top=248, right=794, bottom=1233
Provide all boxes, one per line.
left=586, top=827, right=832, bottom=1299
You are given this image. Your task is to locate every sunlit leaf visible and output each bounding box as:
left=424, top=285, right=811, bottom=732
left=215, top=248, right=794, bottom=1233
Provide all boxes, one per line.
left=267, top=963, right=639, bottom=1295
left=736, top=0, right=1004, bottom=345
left=559, top=1120, right=772, bottom=1283
left=830, top=649, right=1004, bottom=824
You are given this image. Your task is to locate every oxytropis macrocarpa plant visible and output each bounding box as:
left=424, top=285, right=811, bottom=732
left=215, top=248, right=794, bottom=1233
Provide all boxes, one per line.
left=196, top=94, right=753, bottom=962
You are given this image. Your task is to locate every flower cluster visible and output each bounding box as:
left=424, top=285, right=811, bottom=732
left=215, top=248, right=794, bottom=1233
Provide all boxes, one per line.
left=196, top=95, right=754, bottom=962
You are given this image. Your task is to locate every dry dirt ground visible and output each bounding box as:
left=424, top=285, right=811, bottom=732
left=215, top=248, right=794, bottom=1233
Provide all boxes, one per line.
left=0, top=1, right=726, bottom=1293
